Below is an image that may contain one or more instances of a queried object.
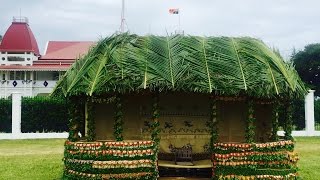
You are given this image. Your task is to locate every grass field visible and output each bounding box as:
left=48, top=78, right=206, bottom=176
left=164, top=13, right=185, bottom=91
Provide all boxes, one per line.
left=0, top=137, right=319, bottom=180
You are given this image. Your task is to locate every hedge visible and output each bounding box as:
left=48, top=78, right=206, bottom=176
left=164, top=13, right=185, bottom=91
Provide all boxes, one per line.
left=0, top=98, right=12, bottom=133
left=0, top=96, right=68, bottom=133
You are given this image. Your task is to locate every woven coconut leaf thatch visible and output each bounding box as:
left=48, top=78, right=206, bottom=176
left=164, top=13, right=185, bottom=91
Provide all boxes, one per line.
left=52, top=33, right=307, bottom=99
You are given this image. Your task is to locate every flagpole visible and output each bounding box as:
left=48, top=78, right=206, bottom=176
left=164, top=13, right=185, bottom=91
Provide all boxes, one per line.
left=178, top=11, right=181, bottom=32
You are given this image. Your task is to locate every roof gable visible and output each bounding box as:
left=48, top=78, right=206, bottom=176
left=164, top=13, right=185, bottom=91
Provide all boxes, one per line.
left=41, top=41, right=95, bottom=60
left=0, top=21, right=40, bottom=55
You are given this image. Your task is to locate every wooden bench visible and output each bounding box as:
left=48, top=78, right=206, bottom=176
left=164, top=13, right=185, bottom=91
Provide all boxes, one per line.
left=170, top=144, right=193, bottom=165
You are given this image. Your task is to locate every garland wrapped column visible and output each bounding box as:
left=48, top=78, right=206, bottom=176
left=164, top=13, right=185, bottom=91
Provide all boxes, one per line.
left=151, top=93, right=160, bottom=150
left=86, top=98, right=96, bottom=141
left=284, top=101, right=293, bottom=140
left=210, top=96, right=219, bottom=178
left=114, top=95, right=124, bottom=141
left=67, top=97, right=82, bottom=142
left=245, top=100, right=256, bottom=143
left=271, top=101, right=279, bottom=141
left=209, top=97, right=218, bottom=152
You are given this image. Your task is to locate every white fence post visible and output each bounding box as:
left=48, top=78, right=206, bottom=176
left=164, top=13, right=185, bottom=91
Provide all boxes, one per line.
left=11, top=92, right=22, bottom=137
left=305, top=90, right=315, bottom=136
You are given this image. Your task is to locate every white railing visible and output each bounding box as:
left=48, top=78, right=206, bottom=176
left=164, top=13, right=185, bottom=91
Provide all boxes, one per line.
left=0, top=80, right=57, bottom=97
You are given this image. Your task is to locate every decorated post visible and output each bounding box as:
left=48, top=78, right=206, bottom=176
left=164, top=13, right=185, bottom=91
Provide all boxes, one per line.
left=271, top=101, right=279, bottom=141
left=245, top=99, right=255, bottom=143
left=86, top=98, right=96, bottom=141
left=284, top=101, right=294, bottom=140
left=114, top=95, right=124, bottom=141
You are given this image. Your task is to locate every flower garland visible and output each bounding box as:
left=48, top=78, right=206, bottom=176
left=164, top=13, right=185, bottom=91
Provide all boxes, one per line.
left=92, top=159, right=153, bottom=169
left=63, top=140, right=157, bottom=180
left=214, top=96, right=246, bottom=102
left=245, top=100, right=256, bottom=143
left=86, top=99, right=96, bottom=141
left=66, top=169, right=154, bottom=180
left=114, top=95, right=124, bottom=141
left=214, top=140, right=294, bottom=153
left=212, top=140, right=298, bottom=179
left=219, top=173, right=298, bottom=180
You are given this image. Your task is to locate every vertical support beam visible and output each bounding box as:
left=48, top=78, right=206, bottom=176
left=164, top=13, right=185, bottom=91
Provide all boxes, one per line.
left=86, top=98, right=96, bottom=141
left=11, top=92, right=22, bottom=137
left=245, top=99, right=256, bottom=143
left=85, top=101, right=88, bottom=136
left=305, top=90, right=315, bottom=136
left=114, top=95, right=124, bottom=141
left=210, top=96, right=218, bottom=178
left=271, top=101, right=279, bottom=141
left=151, top=93, right=160, bottom=149
left=210, top=96, right=218, bottom=150
left=67, top=97, right=81, bottom=142
left=284, top=101, right=293, bottom=140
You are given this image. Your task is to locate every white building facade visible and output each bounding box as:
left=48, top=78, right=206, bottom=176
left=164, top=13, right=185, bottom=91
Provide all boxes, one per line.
left=0, top=17, right=94, bottom=97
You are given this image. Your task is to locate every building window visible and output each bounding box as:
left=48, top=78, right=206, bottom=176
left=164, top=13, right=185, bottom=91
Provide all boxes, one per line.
left=33, top=72, right=37, bottom=80
left=26, top=71, right=31, bottom=80
left=1, top=57, right=5, bottom=61
left=9, top=71, right=24, bottom=80
left=7, top=56, right=24, bottom=61
left=10, top=72, right=15, bottom=80
left=1, top=73, right=5, bottom=80
left=15, top=71, right=24, bottom=80
left=27, top=58, right=31, bottom=61
left=53, top=71, right=59, bottom=80
left=7, top=52, right=25, bottom=54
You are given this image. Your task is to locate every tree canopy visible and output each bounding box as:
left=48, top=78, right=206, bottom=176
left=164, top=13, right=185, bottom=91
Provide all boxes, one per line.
left=52, top=33, right=306, bottom=99
left=292, top=43, right=320, bottom=96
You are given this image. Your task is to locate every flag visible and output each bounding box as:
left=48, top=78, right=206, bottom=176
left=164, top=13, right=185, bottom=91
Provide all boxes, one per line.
left=169, top=8, right=179, bottom=14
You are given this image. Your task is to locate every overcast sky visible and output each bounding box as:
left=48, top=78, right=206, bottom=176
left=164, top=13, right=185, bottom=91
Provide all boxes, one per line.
left=1, top=0, right=319, bottom=59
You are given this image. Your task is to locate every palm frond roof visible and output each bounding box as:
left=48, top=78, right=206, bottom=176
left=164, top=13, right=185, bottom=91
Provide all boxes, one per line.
left=52, top=33, right=307, bottom=99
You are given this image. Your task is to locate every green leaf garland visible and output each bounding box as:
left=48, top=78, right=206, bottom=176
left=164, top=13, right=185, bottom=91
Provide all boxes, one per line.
left=114, top=95, right=124, bottom=141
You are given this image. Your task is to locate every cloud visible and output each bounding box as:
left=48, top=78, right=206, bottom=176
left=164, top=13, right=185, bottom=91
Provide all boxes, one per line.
left=1, top=0, right=320, bottom=58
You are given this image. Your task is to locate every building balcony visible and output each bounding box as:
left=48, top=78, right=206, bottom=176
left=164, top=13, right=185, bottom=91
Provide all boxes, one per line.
left=0, top=80, right=57, bottom=97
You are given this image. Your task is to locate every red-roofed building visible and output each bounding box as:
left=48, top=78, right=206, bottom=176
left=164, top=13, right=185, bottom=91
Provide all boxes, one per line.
left=0, top=17, right=94, bottom=97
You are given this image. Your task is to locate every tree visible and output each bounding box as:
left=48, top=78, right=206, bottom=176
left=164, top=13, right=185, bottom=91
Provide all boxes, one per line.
left=292, top=43, right=320, bottom=96
left=0, top=35, right=2, bottom=42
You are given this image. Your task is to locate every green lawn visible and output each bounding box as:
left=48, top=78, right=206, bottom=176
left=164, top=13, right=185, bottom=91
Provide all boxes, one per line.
left=0, top=137, right=319, bottom=180
left=295, top=137, right=320, bottom=179
left=0, top=139, right=65, bottom=180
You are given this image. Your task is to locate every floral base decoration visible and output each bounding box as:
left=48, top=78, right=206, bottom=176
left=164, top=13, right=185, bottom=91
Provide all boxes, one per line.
left=212, top=140, right=299, bottom=180
left=63, top=140, right=157, bottom=180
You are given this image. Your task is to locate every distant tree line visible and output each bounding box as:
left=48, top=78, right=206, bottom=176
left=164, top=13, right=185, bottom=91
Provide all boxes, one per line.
left=291, top=43, right=320, bottom=130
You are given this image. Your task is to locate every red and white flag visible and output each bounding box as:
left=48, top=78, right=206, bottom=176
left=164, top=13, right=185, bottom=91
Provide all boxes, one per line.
left=169, top=8, right=179, bottom=14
